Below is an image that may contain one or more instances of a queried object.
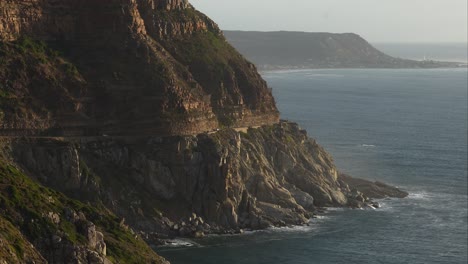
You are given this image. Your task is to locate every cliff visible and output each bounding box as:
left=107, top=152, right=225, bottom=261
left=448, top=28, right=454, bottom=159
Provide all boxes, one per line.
left=0, top=1, right=408, bottom=263
left=0, top=120, right=407, bottom=263
left=6, top=121, right=407, bottom=239
left=0, top=0, right=278, bottom=136
left=224, top=31, right=462, bottom=70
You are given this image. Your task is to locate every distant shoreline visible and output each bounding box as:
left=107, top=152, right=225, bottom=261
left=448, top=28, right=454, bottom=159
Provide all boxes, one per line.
left=258, top=64, right=468, bottom=73
left=224, top=30, right=468, bottom=71
left=372, top=42, right=468, bottom=64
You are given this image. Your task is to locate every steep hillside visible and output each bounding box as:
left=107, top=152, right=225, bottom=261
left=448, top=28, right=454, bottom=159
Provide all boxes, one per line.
left=0, top=158, right=168, bottom=263
left=224, top=31, right=460, bottom=69
left=0, top=0, right=278, bottom=136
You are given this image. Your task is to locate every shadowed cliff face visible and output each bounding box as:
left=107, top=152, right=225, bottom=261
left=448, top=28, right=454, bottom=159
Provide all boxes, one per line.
left=0, top=0, right=279, bottom=136
left=9, top=122, right=407, bottom=236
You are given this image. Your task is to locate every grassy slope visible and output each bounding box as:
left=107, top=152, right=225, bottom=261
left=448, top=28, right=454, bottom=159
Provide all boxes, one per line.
left=152, top=8, right=276, bottom=113
left=0, top=37, right=85, bottom=130
left=0, top=159, right=166, bottom=263
left=0, top=215, right=46, bottom=263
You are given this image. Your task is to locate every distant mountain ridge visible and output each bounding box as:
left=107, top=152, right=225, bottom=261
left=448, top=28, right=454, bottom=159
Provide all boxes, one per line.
left=224, top=30, right=463, bottom=70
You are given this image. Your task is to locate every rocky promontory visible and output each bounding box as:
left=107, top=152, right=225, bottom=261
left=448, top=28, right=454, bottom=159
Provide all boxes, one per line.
left=4, top=121, right=407, bottom=247
left=0, top=1, right=407, bottom=263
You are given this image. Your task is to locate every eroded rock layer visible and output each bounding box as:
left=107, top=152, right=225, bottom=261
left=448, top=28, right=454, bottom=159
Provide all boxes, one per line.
left=8, top=122, right=407, bottom=238
left=0, top=0, right=279, bottom=136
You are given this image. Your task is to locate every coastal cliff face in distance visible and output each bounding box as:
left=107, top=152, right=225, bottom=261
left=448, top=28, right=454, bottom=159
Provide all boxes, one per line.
left=224, top=30, right=461, bottom=69
left=0, top=0, right=407, bottom=263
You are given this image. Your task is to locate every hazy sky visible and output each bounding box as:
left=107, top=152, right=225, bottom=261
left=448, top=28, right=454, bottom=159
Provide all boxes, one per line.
left=190, top=0, right=468, bottom=43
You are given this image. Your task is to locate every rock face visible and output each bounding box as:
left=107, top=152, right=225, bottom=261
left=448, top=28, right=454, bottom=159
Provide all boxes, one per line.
left=338, top=173, right=408, bottom=199
left=0, top=0, right=278, bottom=136
left=9, top=121, right=407, bottom=238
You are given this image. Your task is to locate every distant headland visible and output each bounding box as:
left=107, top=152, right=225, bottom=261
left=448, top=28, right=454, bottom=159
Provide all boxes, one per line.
left=224, top=31, right=466, bottom=70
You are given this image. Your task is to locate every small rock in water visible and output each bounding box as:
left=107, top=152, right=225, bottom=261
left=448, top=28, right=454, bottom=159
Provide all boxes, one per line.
left=194, top=231, right=205, bottom=238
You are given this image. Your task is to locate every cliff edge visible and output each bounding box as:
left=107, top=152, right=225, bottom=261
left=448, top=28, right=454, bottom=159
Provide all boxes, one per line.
left=0, top=0, right=278, bottom=136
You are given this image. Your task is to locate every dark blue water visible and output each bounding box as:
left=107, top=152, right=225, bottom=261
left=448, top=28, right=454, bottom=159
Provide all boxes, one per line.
left=158, top=68, right=468, bottom=264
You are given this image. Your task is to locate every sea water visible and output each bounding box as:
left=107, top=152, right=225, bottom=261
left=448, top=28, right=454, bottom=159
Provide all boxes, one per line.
left=158, top=68, right=468, bottom=264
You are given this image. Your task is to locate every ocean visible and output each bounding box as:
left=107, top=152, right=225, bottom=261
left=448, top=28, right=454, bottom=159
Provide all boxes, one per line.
left=158, top=68, right=468, bottom=264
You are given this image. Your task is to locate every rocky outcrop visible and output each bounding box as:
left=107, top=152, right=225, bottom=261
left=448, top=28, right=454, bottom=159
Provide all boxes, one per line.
left=0, top=0, right=279, bottom=136
left=338, top=173, right=408, bottom=199
left=34, top=217, right=109, bottom=264
left=9, top=121, right=407, bottom=240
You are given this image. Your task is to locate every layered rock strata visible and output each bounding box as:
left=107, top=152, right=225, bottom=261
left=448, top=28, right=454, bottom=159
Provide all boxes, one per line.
left=9, top=121, right=407, bottom=238
left=0, top=0, right=278, bottom=136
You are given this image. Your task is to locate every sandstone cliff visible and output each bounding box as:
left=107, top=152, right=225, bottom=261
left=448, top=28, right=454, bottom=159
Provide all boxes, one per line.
left=8, top=121, right=406, bottom=238
left=0, top=0, right=278, bottom=136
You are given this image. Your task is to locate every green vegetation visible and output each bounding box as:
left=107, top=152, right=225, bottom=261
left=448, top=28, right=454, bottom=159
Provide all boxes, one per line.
left=0, top=37, right=85, bottom=128
left=0, top=159, right=166, bottom=263
left=153, top=7, right=200, bottom=23
left=173, top=31, right=234, bottom=69
left=0, top=216, right=44, bottom=263
left=80, top=161, right=102, bottom=186
left=15, top=37, right=49, bottom=63
left=219, top=115, right=235, bottom=128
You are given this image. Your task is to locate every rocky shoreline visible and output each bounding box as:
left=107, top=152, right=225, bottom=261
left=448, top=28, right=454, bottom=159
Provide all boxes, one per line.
left=0, top=120, right=408, bottom=263
left=143, top=196, right=404, bottom=248
left=10, top=121, right=406, bottom=230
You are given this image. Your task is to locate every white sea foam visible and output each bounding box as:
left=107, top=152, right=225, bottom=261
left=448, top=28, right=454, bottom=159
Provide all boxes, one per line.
left=324, top=207, right=345, bottom=212
left=372, top=200, right=394, bottom=212
left=159, top=238, right=197, bottom=248
left=408, top=191, right=432, bottom=200
left=313, top=215, right=328, bottom=219
left=360, top=144, right=376, bottom=147
left=266, top=224, right=315, bottom=233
